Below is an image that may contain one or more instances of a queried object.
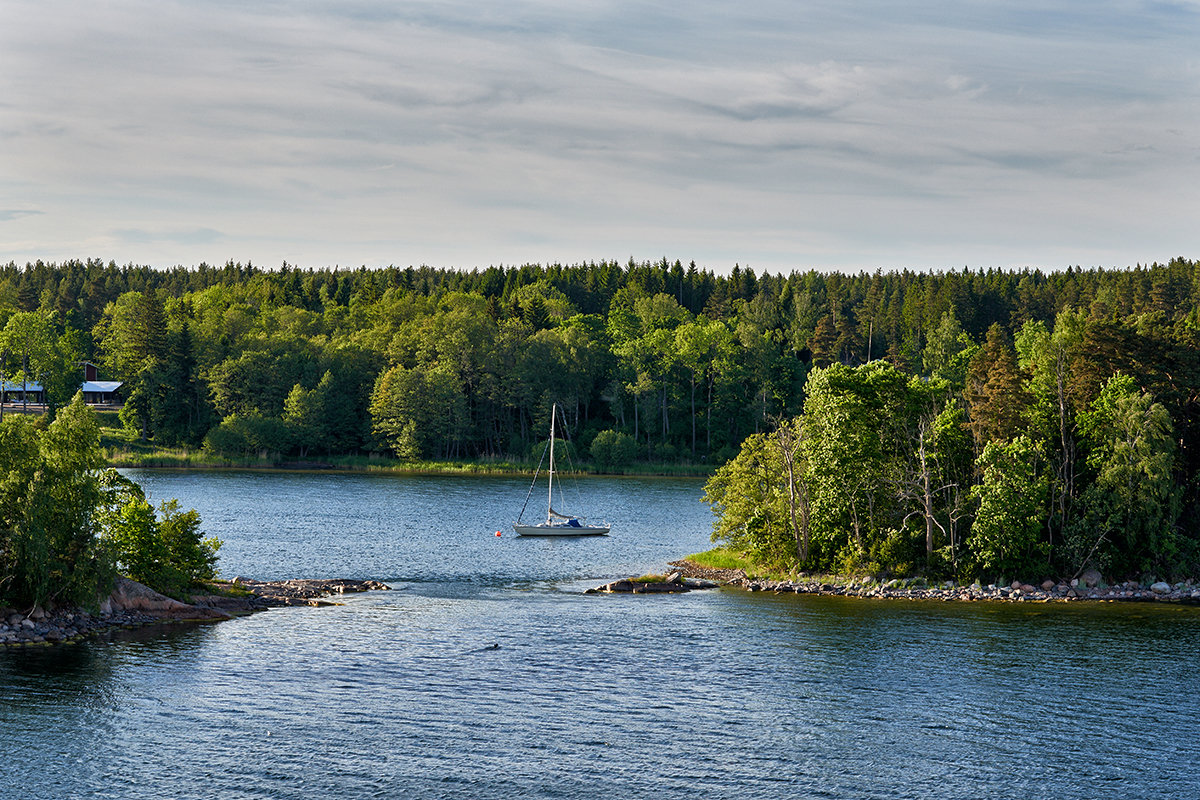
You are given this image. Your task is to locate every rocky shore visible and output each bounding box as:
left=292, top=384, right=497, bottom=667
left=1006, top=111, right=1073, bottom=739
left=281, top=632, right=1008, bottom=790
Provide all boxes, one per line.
left=585, top=571, right=720, bottom=594
left=667, top=560, right=1200, bottom=604
left=1, top=576, right=389, bottom=647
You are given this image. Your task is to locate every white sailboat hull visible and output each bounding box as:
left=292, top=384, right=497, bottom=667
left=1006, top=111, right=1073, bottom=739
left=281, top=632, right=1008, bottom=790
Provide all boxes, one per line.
left=513, top=522, right=610, bottom=537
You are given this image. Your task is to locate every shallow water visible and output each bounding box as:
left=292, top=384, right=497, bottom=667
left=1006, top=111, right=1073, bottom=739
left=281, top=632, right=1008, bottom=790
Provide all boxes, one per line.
left=3, top=471, right=1198, bottom=799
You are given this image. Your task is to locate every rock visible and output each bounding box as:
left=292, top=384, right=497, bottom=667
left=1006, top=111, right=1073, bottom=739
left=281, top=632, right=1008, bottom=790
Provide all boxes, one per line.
left=665, top=571, right=682, bottom=583
left=1070, top=578, right=1079, bottom=588
left=1041, top=579, right=1055, bottom=591
left=29, top=606, right=47, bottom=621
left=21, top=618, right=35, bottom=630
left=1080, top=568, right=1103, bottom=588
left=1020, top=584, right=1036, bottom=594
left=1150, top=581, right=1171, bottom=595
left=106, top=577, right=230, bottom=621
left=1011, top=580, right=1022, bottom=590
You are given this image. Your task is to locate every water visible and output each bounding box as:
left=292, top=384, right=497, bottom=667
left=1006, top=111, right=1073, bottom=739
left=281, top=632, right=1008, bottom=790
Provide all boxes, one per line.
left=3, top=471, right=1200, bottom=799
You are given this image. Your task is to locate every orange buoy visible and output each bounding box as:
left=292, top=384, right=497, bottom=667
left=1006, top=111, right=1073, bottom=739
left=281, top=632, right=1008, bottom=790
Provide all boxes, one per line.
left=495, top=531, right=502, bottom=537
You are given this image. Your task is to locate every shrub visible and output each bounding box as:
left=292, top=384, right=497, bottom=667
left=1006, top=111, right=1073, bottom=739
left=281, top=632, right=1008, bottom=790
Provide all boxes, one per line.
left=589, top=430, right=636, bottom=472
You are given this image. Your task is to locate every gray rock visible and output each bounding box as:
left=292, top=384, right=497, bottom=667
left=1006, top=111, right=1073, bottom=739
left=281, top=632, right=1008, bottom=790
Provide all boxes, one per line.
left=20, top=619, right=35, bottom=630
left=1150, top=581, right=1171, bottom=595
left=1080, top=568, right=1103, bottom=588
left=1041, top=579, right=1055, bottom=591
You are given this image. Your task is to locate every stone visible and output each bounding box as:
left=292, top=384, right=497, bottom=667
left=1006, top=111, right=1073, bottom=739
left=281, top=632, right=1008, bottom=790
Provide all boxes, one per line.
left=1011, top=580, right=1022, bottom=590
left=1020, top=584, right=1036, bottom=594
left=21, top=619, right=35, bottom=630
left=105, top=577, right=229, bottom=620
left=1041, top=579, right=1055, bottom=591
left=1080, top=568, right=1103, bottom=588
left=1070, top=578, right=1079, bottom=587
left=1150, top=581, right=1171, bottom=595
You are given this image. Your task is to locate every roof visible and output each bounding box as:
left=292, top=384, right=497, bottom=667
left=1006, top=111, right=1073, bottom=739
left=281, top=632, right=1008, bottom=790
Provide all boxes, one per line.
left=1, top=381, right=43, bottom=392
left=81, top=381, right=123, bottom=392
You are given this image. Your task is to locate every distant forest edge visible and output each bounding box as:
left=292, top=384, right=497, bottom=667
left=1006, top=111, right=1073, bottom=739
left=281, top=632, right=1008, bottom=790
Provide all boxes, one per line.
left=3, top=256, right=1200, bottom=581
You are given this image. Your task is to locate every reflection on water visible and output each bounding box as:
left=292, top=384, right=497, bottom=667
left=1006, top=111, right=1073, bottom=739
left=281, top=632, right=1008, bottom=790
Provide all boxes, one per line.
left=3, top=472, right=1199, bottom=800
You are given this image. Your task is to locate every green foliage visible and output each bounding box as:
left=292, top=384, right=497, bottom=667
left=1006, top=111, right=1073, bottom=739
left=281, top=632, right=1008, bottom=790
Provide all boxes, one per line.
left=6, top=256, right=1200, bottom=583
left=704, top=432, right=799, bottom=568
left=102, top=495, right=220, bottom=599
left=370, top=364, right=468, bottom=459
left=800, top=362, right=911, bottom=570
left=1068, top=375, right=1181, bottom=577
left=969, top=436, right=1049, bottom=579
left=1, top=396, right=104, bottom=606
left=0, top=396, right=218, bottom=606
left=922, top=311, right=977, bottom=388
left=589, top=429, right=637, bottom=472
left=203, top=413, right=293, bottom=458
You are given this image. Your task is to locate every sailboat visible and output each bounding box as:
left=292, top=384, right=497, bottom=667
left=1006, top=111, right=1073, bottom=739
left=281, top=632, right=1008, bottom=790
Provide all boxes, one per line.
left=513, top=404, right=610, bottom=537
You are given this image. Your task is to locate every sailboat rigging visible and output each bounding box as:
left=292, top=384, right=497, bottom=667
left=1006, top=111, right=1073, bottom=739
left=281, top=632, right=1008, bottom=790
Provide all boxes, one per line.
left=513, top=404, right=610, bottom=537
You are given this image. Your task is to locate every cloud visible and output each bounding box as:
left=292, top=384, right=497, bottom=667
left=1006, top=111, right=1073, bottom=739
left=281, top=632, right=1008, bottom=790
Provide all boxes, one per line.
left=0, top=0, right=1196, bottom=272
left=0, top=209, right=43, bottom=223
left=111, top=228, right=225, bottom=246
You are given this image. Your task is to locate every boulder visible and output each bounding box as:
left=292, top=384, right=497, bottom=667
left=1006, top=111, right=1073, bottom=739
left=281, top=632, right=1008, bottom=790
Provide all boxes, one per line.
left=1041, top=579, right=1055, bottom=591
left=105, top=577, right=230, bottom=621
left=1080, top=568, right=1103, bottom=588
left=1150, top=581, right=1172, bottom=595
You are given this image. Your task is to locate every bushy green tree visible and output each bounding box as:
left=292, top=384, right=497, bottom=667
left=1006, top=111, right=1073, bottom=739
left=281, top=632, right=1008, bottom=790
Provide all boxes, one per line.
left=203, top=414, right=293, bottom=457
left=1067, top=375, right=1180, bottom=577
left=101, top=490, right=220, bottom=599
left=0, top=394, right=108, bottom=607
left=589, top=430, right=637, bottom=472
left=704, top=432, right=797, bottom=567
left=969, top=435, right=1049, bottom=580
left=370, top=364, right=467, bottom=459
left=800, top=362, right=910, bottom=570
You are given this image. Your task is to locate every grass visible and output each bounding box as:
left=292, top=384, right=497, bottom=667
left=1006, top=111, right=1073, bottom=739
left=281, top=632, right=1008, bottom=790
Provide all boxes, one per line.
left=685, top=546, right=888, bottom=586
left=685, top=547, right=749, bottom=570
left=96, top=417, right=716, bottom=476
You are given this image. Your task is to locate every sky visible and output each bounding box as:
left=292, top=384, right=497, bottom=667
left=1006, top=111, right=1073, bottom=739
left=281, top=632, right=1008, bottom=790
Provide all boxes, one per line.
left=1, top=1, right=1197, bottom=275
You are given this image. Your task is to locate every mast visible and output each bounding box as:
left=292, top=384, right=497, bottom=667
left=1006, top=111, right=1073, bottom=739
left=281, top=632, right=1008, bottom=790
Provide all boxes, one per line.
left=547, top=403, right=556, bottom=522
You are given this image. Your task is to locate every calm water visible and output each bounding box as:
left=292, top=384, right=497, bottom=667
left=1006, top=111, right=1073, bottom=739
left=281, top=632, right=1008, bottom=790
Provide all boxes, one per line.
left=3, top=471, right=1199, bottom=799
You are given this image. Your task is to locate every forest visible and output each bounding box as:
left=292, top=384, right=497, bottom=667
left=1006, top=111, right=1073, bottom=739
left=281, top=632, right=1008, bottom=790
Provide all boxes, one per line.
left=2, top=255, right=1199, bottom=583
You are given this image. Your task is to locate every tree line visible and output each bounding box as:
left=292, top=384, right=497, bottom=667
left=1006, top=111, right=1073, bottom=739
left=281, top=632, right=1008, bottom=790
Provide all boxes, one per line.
left=3, top=256, right=1200, bottom=584
left=705, top=306, right=1200, bottom=584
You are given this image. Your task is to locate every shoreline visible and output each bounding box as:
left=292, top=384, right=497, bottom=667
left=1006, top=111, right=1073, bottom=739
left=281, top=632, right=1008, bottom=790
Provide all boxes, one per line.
left=667, top=560, right=1200, bottom=604
left=0, top=577, right=389, bottom=648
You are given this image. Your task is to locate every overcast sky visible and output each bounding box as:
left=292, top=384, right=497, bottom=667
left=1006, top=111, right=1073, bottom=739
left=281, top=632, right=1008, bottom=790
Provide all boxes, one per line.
left=2, top=1, right=1197, bottom=275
